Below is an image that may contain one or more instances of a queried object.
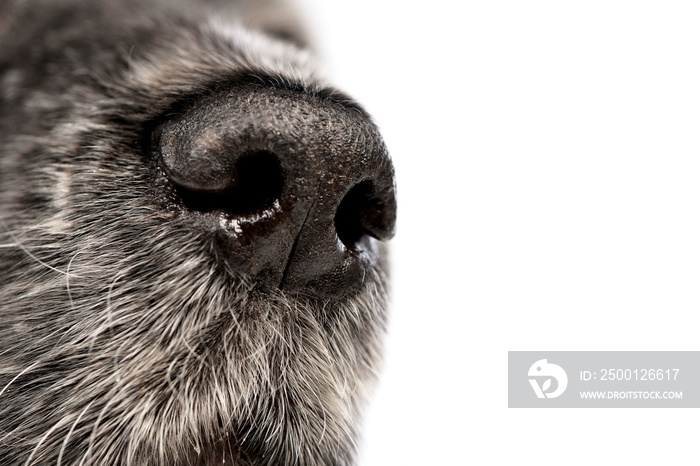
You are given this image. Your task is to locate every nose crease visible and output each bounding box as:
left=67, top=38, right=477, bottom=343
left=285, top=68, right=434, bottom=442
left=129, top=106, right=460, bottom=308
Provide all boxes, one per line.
left=279, top=200, right=315, bottom=291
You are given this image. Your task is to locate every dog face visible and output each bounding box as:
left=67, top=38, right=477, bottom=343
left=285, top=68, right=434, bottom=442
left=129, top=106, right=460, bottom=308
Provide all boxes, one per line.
left=0, top=1, right=396, bottom=464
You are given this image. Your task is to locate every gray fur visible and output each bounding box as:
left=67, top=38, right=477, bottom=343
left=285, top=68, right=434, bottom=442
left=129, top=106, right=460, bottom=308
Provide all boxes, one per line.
left=0, top=1, right=392, bottom=464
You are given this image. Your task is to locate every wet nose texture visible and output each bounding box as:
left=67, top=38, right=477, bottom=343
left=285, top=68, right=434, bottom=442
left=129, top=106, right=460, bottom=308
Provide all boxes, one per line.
left=156, top=84, right=396, bottom=298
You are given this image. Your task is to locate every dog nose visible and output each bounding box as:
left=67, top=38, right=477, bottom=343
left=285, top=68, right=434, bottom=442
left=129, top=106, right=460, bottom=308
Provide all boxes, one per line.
left=157, top=84, right=396, bottom=297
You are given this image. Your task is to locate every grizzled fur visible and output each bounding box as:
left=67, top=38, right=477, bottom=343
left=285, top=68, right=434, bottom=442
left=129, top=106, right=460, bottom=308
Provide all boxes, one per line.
left=0, top=1, right=391, bottom=464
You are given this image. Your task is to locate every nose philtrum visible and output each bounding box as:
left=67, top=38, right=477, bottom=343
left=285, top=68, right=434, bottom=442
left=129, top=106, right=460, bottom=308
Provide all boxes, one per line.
left=157, top=84, right=396, bottom=297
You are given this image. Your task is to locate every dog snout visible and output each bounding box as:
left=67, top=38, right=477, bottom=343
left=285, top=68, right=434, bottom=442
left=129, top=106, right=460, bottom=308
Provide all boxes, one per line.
left=157, top=84, right=396, bottom=297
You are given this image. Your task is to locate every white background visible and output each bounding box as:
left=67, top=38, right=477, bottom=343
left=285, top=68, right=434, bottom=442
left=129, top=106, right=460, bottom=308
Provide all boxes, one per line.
left=295, top=1, right=700, bottom=464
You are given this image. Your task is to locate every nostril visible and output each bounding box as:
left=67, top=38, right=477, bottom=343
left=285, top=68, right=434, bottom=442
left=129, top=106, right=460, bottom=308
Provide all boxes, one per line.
left=168, top=150, right=284, bottom=216
left=334, top=180, right=393, bottom=251
left=230, top=151, right=284, bottom=213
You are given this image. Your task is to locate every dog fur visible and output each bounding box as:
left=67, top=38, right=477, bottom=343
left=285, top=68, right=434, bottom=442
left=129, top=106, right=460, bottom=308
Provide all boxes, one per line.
left=0, top=1, right=394, bottom=464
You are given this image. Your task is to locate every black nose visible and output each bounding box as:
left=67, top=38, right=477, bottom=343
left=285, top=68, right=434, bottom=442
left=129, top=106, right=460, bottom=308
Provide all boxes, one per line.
left=156, top=84, right=396, bottom=297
